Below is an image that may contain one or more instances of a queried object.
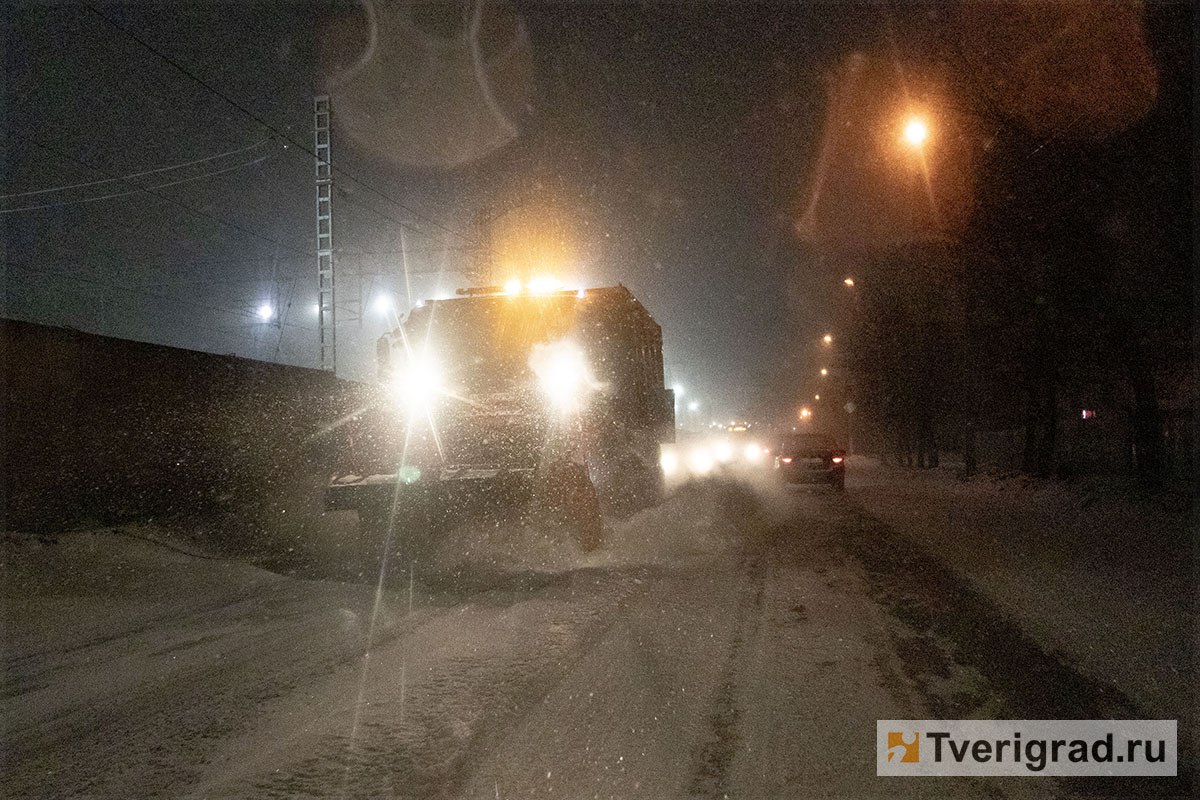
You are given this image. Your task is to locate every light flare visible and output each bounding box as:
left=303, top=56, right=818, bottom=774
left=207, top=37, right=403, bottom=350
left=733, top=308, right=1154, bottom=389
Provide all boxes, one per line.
left=688, top=447, right=715, bottom=475
left=903, top=116, right=929, bottom=147
left=529, top=340, right=599, bottom=412
left=389, top=352, right=445, bottom=413
left=528, top=275, right=563, bottom=295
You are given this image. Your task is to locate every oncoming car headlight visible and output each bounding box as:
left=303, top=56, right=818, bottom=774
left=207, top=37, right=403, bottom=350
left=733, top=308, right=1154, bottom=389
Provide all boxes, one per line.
left=390, top=353, right=444, bottom=412
left=529, top=340, right=598, bottom=412
left=688, top=446, right=715, bottom=475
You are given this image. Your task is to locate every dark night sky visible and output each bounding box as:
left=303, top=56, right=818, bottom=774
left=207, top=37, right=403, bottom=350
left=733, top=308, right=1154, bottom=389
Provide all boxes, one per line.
left=2, top=1, right=1190, bottom=422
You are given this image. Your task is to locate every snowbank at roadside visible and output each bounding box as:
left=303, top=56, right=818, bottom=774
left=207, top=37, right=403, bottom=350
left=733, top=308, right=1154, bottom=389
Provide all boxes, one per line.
left=847, top=459, right=1193, bottom=729
left=1, top=525, right=421, bottom=798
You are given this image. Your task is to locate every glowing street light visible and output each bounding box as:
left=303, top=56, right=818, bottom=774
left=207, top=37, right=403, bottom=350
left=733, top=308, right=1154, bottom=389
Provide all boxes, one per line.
left=256, top=303, right=274, bottom=322
left=843, top=277, right=856, bottom=287
left=799, top=406, right=812, bottom=420
left=822, top=333, right=833, bottom=346
left=903, top=116, right=929, bottom=148
left=373, top=294, right=394, bottom=314
left=672, top=383, right=686, bottom=426
left=820, top=367, right=829, bottom=377
left=814, top=394, right=821, bottom=401
left=687, top=400, right=700, bottom=412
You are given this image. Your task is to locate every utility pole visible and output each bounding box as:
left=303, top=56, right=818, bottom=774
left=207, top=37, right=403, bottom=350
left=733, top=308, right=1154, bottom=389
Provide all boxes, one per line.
left=314, top=95, right=336, bottom=373
left=471, top=205, right=496, bottom=286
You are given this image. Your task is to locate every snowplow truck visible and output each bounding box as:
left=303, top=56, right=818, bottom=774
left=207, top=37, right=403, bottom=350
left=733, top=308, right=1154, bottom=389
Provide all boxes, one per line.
left=325, top=284, right=675, bottom=562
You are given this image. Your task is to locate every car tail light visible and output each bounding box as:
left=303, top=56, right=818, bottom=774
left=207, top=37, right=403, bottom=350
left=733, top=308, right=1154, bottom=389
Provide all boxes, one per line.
left=831, top=456, right=844, bottom=464
left=780, top=456, right=793, bottom=464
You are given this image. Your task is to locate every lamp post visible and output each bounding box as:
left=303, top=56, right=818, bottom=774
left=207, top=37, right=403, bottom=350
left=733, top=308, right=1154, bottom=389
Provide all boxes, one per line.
left=900, top=112, right=932, bottom=240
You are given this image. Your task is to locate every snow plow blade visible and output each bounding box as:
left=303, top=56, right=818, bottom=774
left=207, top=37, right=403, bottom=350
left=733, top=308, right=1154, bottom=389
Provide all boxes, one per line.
left=327, top=462, right=603, bottom=562
left=327, top=469, right=534, bottom=520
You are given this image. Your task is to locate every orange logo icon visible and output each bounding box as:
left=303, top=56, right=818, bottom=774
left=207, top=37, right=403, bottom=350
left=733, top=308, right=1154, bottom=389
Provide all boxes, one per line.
left=887, top=731, right=920, bottom=763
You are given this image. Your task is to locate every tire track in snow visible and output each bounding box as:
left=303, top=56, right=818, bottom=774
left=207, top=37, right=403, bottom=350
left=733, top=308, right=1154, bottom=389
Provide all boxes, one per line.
left=202, top=569, right=651, bottom=799
left=838, top=499, right=1196, bottom=799
left=687, top=547, right=769, bottom=798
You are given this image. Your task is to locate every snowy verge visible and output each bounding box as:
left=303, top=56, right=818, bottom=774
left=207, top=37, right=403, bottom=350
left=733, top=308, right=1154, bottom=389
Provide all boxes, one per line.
left=847, top=459, right=1193, bottom=732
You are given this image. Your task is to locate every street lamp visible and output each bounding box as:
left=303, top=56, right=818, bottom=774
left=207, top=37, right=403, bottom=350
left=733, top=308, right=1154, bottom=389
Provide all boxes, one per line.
left=256, top=303, right=274, bottom=322
left=672, top=383, right=685, bottom=428
left=843, top=277, right=855, bottom=287
left=687, top=400, right=699, bottom=412
left=373, top=294, right=394, bottom=315
left=822, top=333, right=833, bottom=346
left=820, top=367, right=829, bottom=377
left=903, top=116, right=929, bottom=148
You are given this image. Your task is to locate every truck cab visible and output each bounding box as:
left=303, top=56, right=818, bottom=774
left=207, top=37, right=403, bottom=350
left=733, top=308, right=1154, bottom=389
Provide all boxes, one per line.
left=326, top=284, right=674, bottom=554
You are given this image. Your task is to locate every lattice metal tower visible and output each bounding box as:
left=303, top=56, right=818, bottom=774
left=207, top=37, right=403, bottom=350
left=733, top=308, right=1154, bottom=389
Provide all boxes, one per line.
left=314, top=95, right=336, bottom=373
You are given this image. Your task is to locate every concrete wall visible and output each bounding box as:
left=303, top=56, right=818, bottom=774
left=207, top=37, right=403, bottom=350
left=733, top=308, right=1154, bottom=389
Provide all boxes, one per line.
left=2, top=319, right=368, bottom=535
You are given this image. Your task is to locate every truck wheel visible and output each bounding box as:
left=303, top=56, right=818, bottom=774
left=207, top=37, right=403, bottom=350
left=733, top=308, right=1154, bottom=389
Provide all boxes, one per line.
left=597, top=457, right=662, bottom=518
left=637, top=462, right=664, bottom=510
left=570, top=477, right=603, bottom=553
left=534, top=461, right=603, bottom=552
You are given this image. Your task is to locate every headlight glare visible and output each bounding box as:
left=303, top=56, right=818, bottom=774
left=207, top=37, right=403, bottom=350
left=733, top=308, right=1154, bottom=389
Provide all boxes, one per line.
left=530, top=340, right=596, bottom=412
left=390, top=353, right=444, bottom=412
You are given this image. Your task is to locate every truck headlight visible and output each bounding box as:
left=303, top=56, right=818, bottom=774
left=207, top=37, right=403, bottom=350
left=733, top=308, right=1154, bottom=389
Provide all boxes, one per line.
left=390, top=354, right=444, bottom=412
left=530, top=340, right=596, bottom=412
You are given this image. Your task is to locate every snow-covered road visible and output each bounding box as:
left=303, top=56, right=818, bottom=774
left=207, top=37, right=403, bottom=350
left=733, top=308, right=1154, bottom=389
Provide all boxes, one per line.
left=1, top=476, right=1188, bottom=798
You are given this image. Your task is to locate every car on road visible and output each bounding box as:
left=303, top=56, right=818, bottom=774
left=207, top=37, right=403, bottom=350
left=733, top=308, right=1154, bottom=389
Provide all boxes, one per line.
left=774, top=432, right=846, bottom=489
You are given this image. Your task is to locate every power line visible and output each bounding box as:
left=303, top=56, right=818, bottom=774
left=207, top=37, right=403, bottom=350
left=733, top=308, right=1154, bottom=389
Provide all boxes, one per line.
left=6, top=261, right=277, bottom=322
left=0, top=137, right=270, bottom=200
left=334, top=189, right=460, bottom=241
left=5, top=267, right=277, bottom=343
left=6, top=261, right=324, bottom=348
left=10, top=133, right=306, bottom=256
left=82, top=3, right=476, bottom=245
left=336, top=247, right=473, bottom=256
left=15, top=277, right=322, bottom=360
left=0, top=151, right=276, bottom=214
